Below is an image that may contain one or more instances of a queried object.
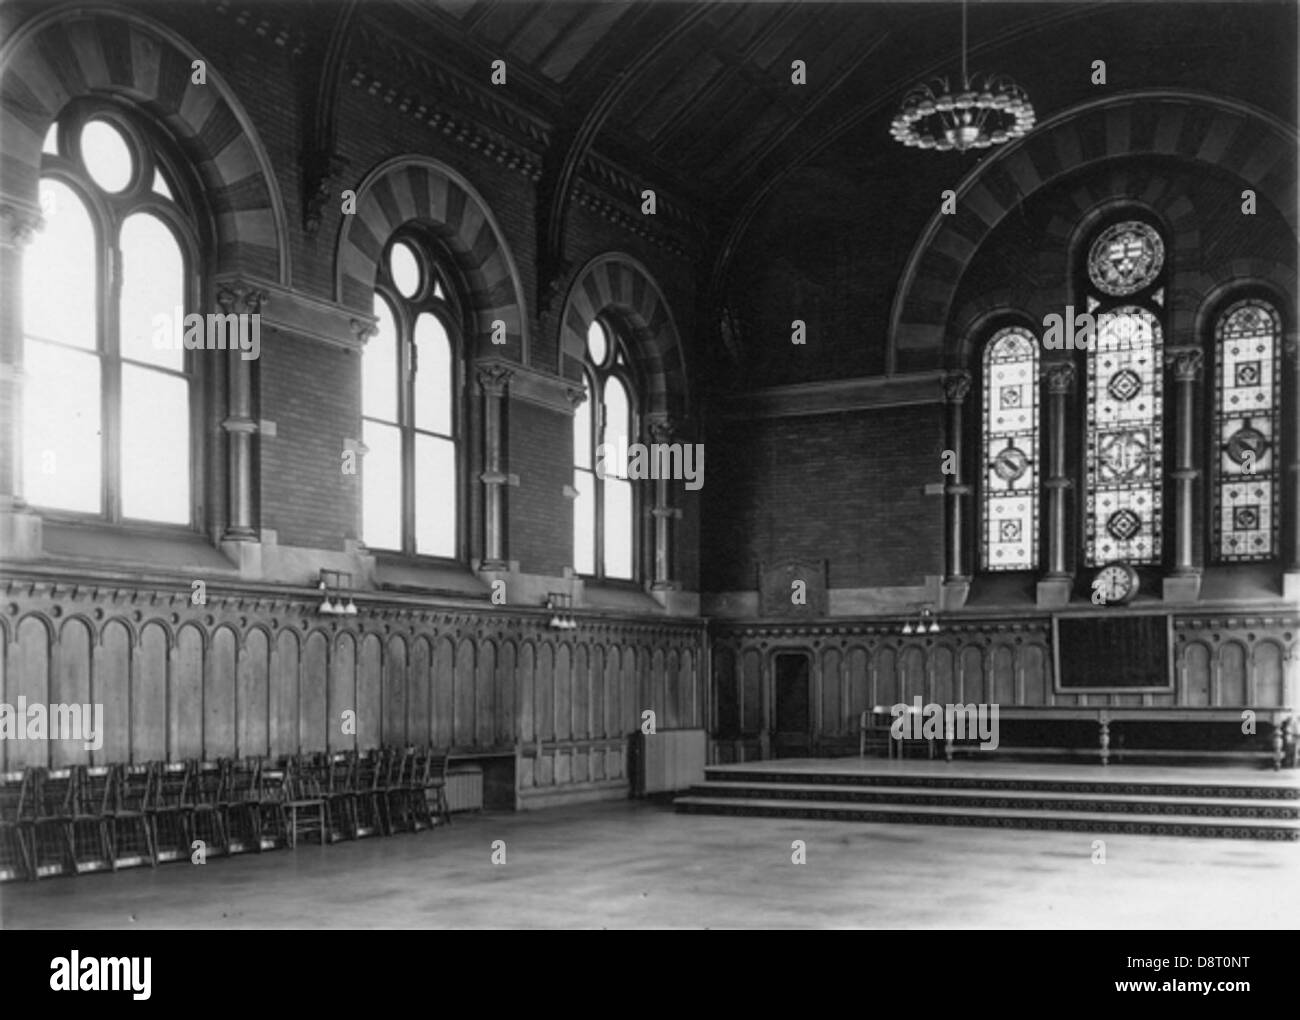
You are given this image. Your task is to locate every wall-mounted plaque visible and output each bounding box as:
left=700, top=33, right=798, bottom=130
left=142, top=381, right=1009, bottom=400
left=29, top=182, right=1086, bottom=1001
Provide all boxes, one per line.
left=1053, top=614, right=1174, bottom=692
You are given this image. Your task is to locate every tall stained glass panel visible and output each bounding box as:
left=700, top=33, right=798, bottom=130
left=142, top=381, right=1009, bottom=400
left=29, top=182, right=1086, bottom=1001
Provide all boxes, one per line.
left=982, top=327, right=1039, bottom=571
left=1086, top=307, right=1163, bottom=565
left=1213, top=300, right=1280, bottom=561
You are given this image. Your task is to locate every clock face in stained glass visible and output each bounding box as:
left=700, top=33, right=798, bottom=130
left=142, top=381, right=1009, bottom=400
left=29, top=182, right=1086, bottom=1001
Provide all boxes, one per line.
left=1087, top=221, right=1164, bottom=297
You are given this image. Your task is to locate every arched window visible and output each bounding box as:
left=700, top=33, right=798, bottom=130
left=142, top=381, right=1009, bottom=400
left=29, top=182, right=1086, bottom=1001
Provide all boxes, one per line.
left=1083, top=220, right=1166, bottom=567
left=22, top=105, right=197, bottom=525
left=1213, top=299, right=1281, bottom=562
left=362, top=236, right=460, bottom=558
left=573, top=319, right=636, bottom=581
left=981, top=327, right=1040, bottom=571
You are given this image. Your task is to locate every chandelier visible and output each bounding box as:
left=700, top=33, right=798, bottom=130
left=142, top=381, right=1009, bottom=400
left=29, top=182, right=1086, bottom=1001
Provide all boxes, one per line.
left=891, top=1, right=1035, bottom=152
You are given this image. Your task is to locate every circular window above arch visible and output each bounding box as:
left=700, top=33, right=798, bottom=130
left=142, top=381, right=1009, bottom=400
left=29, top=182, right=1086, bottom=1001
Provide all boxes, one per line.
left=389, top=240, right=422, bottom=299
left=80, top=118, right=135, bottom=193
left=1087, top=221, right=1165, bottom=296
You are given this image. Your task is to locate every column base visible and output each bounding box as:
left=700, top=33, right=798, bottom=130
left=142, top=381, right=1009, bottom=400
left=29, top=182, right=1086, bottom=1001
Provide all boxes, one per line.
left=219, top=537, right=264, bottom=577
left=1036, top=576, right=1073, bottom=608
left=939, top=578, right=970, bottom=611
left=1162, top=573, right=1202, bottom=602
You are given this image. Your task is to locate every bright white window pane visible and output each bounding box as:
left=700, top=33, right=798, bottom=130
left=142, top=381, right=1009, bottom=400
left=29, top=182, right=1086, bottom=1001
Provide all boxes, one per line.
left=389, top=241, right=421, bottom=299
left=120, top=212, right=185, bottom=369
left=121, top=365, right=189, bottom=523
left=42, top=123, right=57, bottom=154
left=24, top=180, right=95, bottom=349
left=573, top=468, right=594, bottom=575
left=415, top=433, right=456, bottom=557
left=81, top=119, right=134, bottom=193
left=603, top=376, right=630, bottom=478
left=152, top=169, right=173, bottom=199
left=23, top=341, right=101, bottom=512
left=362, top=420, right=401, bottom=550
left=363, top=296, right=398, bottom=422
left=604, top=477, right=633, bottom=580
left=586, top=320, right=608, bottom=365
left=573, top=388, right=591, bottom=470
left=414, top=313, right=452, bottom=435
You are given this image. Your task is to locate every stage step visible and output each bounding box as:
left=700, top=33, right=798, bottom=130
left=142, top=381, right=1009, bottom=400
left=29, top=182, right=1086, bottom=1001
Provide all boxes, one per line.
left=674, top=763, right=1300, bottom=840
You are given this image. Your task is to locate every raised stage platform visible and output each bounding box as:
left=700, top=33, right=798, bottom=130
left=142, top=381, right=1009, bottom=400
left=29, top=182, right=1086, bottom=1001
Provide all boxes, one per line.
left=674, top=758, right=1300, bottom=841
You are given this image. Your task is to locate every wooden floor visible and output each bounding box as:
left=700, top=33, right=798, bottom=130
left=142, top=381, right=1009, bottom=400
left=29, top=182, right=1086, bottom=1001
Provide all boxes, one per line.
left=3, top=794, right=1298, bottom=929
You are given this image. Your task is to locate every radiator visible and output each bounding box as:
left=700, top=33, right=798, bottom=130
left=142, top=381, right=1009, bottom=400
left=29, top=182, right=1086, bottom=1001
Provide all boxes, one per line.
left=445, top=765, right=483, bottom=813
left=632, top=729, right=707, bottom=795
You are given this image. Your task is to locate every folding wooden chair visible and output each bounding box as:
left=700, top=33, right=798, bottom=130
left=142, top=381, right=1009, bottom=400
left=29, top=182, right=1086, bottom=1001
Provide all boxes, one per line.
left=222, top=757, right=262, bottom=853
left=31, top=767, right=76, bottom=878
left=69, top=765, right=115, bottom=874
left=254, top=762, right=289, bottom=851
left=423, top=749, right=452, bottom=827
left=350, top=749, right=385, bottom=838
left=108, top=763, right=155, bottom=869
left=0, top=769, right=35, bottom=881
left=382, top=746, right=417, bottom=834
left=149, top=761, right=193, bottom=862
left=187, top=760, right=229, bottom=857
left=283, top=756, right=328, bottom=848
left=323, top=751, right=358, bottom=842
left=398, top=747, right=435, bottom=832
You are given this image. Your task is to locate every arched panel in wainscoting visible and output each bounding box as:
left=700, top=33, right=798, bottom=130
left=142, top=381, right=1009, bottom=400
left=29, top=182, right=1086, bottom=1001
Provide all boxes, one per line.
left=12, top=616, right=50, bottom=768
left=589, top=645, right=605, bottom=741
left=498, top=640, right=517, bottom=746
left=900, top=645, right=925, bottom=703
left=573, top=644, right=590, bottom=740
left=238, top=628, right=270, bottom=760
left=847, top=647, right=869, bottom=720
left=518, top=641, right=536, bottom=745
left=621, top=644, right=638, bottom=735
left=409, top=636, right=432, bottom=748
left=476, top=640, right=496, bottom=747
left=329, top=632, right=357, bottom=753
left=665, top=648, right=681, bottom=730
left=271, top=630, right=300, bottom=758
left=1181, top=641, right=1211, bottom=706
left=601, top=645, right=619, bottom=739
left=358, top=633, right=383, bottom=750
left=1254, top=641, right=1283, bottom=706
left=960, top=646, right=984, bottom=704
left=53, top=617, right=93, bottom=767
left=301, top=630, right=329, bottom=753
left=680, top=649, right=696, bottom=729
left=554, top=643, right=573, bottom=743
left=991, top=646, right=1015, bottom=706
left=206, top=627, right=238, bottom=761
left=821, top=647, right=843, bottom=734
left=174, top=624, right=204, bottom=761
left=1020, top=645, right=1047, bottom=705
left=932, top=645, right=954, bottom=706
left=741, top=647, right=762, bottom=733
left=98, top=620, right=132, bottom=765
left=433, top=637, right=455, bottom=748
left=384, top=635, right=408, bottom=747
left=136, top=622, right=169, bottom=763
left=1218, top=641, right=1247, bottom=706
left=454, top=638, right=476, bottom=747
left=713, top=645, right=737, bottom=737
left=536, top=642, right=555, bottom=744
left=875, top=647, right=898, bottom=709
left=650, top=647, right=666, bottom=727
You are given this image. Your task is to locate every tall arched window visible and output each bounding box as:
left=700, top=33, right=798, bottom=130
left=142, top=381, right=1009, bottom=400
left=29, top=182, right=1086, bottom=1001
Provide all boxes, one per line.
left=23, top=105, right=197, bottom=525
left=981, top=326, right=1040, bottom=571
left=1083, top=220, right=1166, bottom=567
left=573, top=319, right=636, bottom=581
left=362, top=235, right=460, bottom=558
left=1213, top=299, right=1281, bottom=562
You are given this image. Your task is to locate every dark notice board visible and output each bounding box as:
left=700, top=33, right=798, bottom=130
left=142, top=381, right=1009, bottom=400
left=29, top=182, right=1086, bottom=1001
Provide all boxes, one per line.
left=1053, top=615, right=1174, bottom=691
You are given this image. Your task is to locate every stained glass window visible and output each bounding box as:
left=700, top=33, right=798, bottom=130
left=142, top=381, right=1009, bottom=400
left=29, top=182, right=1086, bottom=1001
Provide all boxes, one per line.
left=1213, top=300, right=1280, bottom=561
left=981, top=327, right=1039, bottom=571
left=1087, top=221, right=1165, bottom=297
left=1086, top=307, right=1163, bottom=565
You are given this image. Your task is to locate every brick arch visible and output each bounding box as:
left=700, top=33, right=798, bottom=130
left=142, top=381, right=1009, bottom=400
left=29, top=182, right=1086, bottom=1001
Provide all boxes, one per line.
left=559, top=254, right=689, bottom=419
left=335, top=156, right=527, bottom=361
left=0, top=4, right=288, bottom=284
left=892, top=91, right=1298, bottom=369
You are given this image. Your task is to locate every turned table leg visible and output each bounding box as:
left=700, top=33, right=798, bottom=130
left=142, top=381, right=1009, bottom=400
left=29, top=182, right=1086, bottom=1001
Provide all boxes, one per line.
left=1099, top=718, right=1110, bottom=767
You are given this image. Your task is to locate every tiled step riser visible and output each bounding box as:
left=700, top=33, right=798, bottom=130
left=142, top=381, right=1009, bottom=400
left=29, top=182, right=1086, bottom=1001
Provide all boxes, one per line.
left=687, top=785, right=1300, bottom=820
left=703, top=771, right=1300, bottom=802
left=676, top=800, right=1300, bottom=841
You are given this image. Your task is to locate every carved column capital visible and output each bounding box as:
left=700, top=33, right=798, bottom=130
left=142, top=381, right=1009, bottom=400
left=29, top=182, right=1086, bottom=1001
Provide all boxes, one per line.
left=942, top=370, right=972, bottom=404
left=476, top=363, right=514, bottom=397
left=565, top=385, right=588, bottom=409
left=1284, top=334, right=1299, bottom=361
left=216, top=281, right=268, bottom=315
left=349, top=318, right=378, bottom=345
left=1164, top=346, right=1205, bottom=382
left=1044, top=360, right=1076, bottom=394
left=646, top=413, right=677, bottom=443
left=0, top=202, right=43, bottom=249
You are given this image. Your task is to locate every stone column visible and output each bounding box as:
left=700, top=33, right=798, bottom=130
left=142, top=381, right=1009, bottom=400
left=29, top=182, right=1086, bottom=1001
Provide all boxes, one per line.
left=1163, top=347, right=1204, bottom=601
left=476, top=362, right=513, bottom=571
left=1285, top=336, right=1300, bottom=598
left=1038, top=361, right=1075, bottom=607
left=646, top=413, right=679, bottom=591
left=217, top=282, right=267, bottom=542
left=0, top=202, right=43, bottom=557
left=942, top=371, right=972, bottom=600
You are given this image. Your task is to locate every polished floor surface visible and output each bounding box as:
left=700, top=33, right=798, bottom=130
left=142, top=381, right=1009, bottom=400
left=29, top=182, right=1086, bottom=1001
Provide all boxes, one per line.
left=3, top=797, right=1297, bottom=929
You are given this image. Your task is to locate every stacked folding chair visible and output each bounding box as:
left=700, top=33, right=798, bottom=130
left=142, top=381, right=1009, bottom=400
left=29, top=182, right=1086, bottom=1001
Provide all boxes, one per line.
left=0, top=769, right=35, bottom=881
left=383, top=746, right=417, bottom=834
left=149, top=761, right=193, bottom=862
left=323, top=751, right=358, bottom=842
left=31, top=767, right=76, bottom=877
left=187, top=759, right=229, bottom=857
left=223, top=757, right=262, bottom=853
left=108, top=763, right=155, bottom=869
left=282, top=755, right=328, bottom=848
left=422, top=748, right=452, bottom=827
left=351, top=749, right=385, bottom=838
left=254, top=762, right=289, bottom=851
left=69, top=765, right=115, bottom=873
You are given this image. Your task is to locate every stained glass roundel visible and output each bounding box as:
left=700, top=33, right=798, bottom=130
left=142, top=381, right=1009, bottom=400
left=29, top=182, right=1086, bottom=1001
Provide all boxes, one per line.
left=1087, top=221, right=1164, bottom=297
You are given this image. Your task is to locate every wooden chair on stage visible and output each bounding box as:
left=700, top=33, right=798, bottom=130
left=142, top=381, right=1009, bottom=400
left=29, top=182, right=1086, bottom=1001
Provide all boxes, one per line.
left=859, top=708, right=895, bottom=758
